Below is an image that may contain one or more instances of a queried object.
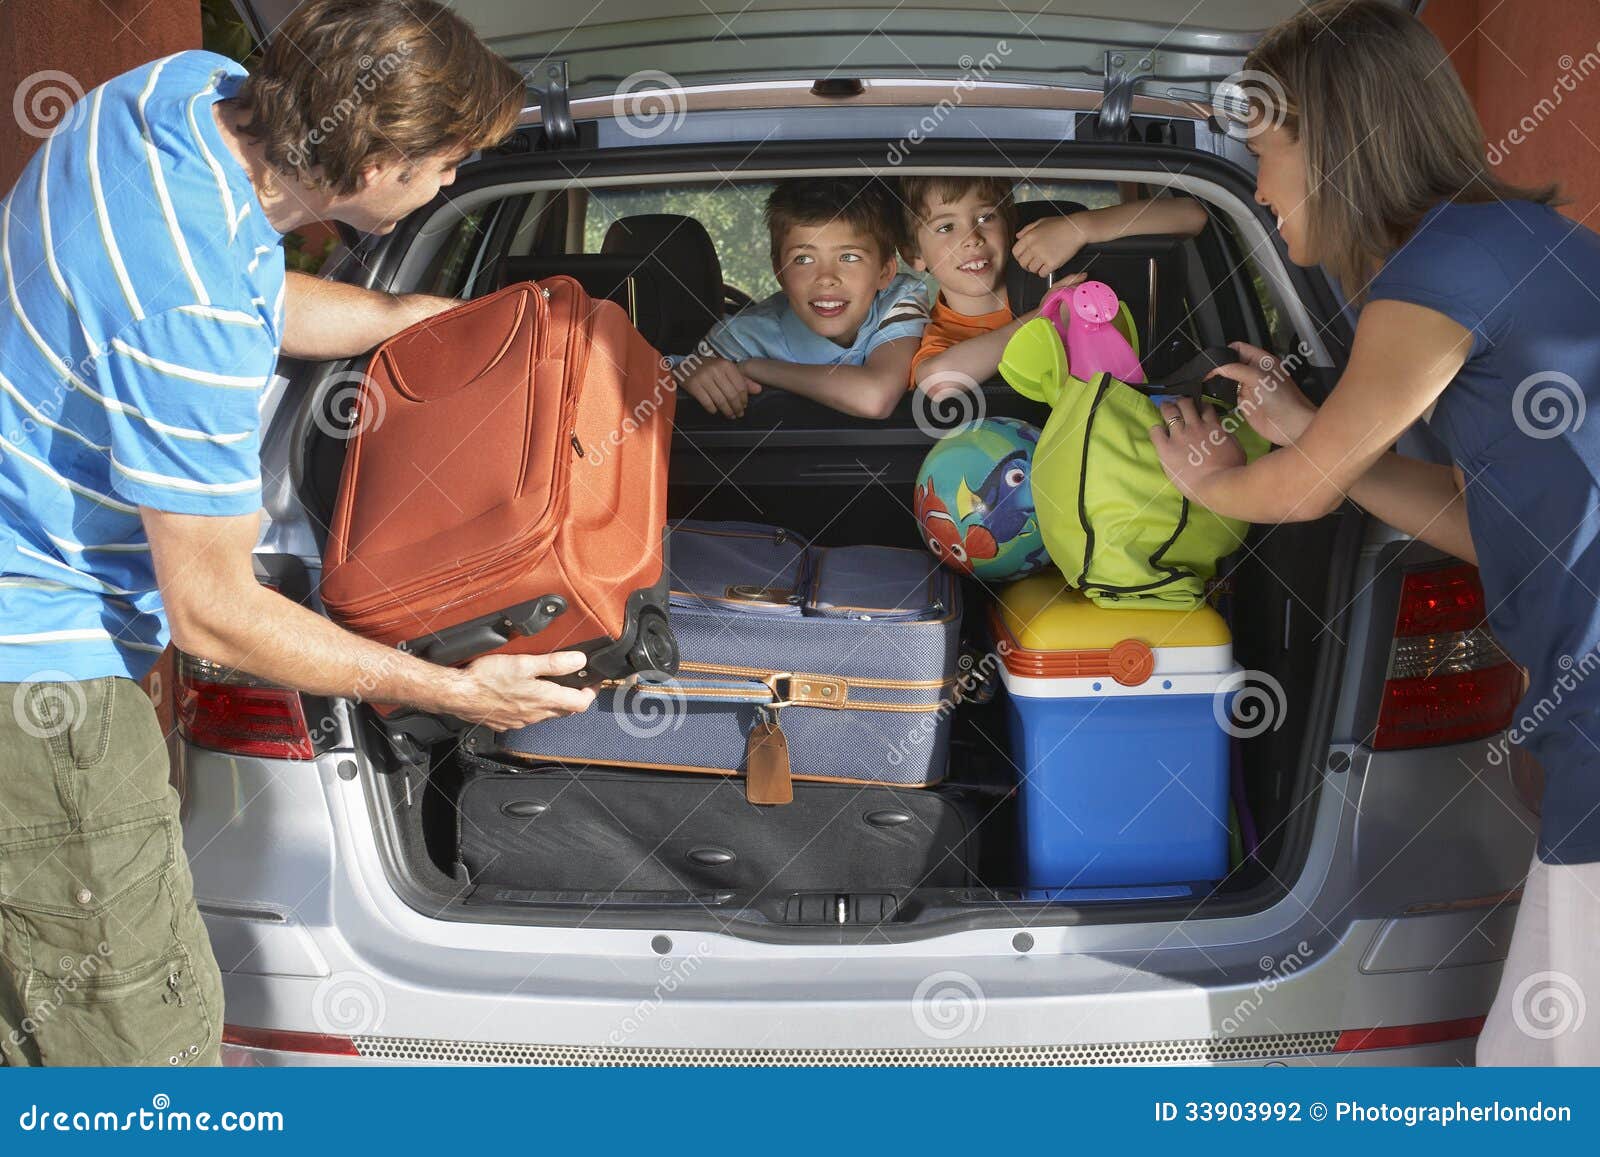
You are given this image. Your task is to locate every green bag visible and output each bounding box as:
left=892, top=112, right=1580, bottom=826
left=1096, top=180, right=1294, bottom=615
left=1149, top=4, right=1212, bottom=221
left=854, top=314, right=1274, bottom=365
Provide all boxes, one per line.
left=999, top=313, right=1272, bottom=611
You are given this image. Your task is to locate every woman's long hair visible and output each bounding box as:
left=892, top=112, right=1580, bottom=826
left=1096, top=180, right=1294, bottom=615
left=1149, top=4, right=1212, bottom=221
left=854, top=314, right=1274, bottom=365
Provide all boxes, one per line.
left=1243, top=0, right=1559, bottom=303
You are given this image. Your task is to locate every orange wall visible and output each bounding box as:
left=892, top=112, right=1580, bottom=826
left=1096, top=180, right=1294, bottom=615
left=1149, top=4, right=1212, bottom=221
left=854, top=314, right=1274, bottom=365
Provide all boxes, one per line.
left=0, top=0, right=199, bottom=192
left=1424, top=0, right=1600, bottom=221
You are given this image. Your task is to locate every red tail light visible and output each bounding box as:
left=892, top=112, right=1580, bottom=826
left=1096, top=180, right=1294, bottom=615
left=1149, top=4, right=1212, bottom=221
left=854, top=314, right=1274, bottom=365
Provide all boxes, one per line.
left=1372, top=564, right=1522, bottom=750
left=176, top=653, right=316, bottom=760
left=1334, top=1015, right=1486, bottom=1052
left=223, top=1024, right=359, bottom=1056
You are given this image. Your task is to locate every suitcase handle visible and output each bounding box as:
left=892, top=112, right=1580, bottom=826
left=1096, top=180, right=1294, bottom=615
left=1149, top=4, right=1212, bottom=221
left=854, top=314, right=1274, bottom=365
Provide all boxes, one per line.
left=399, top=595, right=570, bottom=667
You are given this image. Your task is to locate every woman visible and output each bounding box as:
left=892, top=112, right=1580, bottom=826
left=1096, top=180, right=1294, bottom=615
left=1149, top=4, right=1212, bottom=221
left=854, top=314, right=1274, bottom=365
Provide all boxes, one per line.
left=1150, top=0, right=1600, bottom=1065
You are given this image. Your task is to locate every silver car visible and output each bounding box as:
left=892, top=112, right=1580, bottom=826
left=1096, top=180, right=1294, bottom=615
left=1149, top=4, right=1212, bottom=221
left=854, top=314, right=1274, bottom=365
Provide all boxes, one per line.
left=185, top=0, right=1534, bottom=1067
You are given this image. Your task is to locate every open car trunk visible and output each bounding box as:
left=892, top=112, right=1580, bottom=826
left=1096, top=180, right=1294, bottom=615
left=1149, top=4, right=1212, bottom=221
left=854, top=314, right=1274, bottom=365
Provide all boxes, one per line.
left=296, top=136, right=1360, bottom=941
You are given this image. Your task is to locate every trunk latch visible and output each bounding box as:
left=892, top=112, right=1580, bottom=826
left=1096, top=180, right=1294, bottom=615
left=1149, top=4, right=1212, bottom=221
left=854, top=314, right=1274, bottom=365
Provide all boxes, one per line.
left=783, top=893, right=901, bottom=925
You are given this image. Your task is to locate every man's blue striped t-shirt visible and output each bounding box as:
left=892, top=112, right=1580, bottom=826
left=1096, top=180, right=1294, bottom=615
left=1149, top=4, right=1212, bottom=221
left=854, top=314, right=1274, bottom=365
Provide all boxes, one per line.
left=0, top=51, right=283, bottom=682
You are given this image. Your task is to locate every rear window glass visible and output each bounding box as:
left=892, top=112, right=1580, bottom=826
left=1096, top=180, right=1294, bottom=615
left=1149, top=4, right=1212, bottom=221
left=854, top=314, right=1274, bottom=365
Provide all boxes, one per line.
left=580, top=179, right=1123, bottom=303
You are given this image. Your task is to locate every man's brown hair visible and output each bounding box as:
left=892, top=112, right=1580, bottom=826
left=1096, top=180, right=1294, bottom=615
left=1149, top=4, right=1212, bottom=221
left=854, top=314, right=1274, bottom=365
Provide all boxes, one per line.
left=231, top=0, right=523, bottom=195
left=897, top=176, right=1018, bottom=258
left=765, top=177, right=904, bottom=266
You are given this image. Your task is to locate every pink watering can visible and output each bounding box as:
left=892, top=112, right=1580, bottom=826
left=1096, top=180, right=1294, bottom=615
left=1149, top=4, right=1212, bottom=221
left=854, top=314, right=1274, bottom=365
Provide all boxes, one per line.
left=1040, top=279, right=1145, bottom=384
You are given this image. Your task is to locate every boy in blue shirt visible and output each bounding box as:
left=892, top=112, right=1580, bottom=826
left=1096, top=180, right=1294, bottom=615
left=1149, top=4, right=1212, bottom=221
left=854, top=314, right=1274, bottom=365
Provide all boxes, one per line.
left=680, top=178, right=930, bottom=419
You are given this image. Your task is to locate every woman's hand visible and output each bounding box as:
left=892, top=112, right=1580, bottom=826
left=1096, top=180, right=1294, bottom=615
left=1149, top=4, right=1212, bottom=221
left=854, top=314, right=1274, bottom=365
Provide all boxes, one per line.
left=1149, top=397, right=1248, bottom=505
left=1205, top=341, right=1319, bottom=446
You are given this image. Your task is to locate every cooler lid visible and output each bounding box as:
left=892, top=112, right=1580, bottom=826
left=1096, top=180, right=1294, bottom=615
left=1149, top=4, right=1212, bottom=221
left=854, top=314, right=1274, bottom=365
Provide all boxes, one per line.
left=994, top=572, right=1231, bottom=652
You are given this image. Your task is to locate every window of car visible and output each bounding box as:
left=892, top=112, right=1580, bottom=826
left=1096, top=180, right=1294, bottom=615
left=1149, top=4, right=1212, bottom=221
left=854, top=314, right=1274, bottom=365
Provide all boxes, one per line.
left=574, top=178, right=1125, bottom=305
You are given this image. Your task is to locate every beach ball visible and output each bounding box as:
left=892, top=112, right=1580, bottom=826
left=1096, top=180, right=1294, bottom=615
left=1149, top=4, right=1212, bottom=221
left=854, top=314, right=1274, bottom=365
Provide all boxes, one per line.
left=914, top=417, right=1051, bottom=581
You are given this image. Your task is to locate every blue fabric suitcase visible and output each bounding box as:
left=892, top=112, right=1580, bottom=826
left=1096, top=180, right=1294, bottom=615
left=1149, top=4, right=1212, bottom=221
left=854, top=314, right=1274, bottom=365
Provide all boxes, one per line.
left=495, top=520, right=962, bottom=803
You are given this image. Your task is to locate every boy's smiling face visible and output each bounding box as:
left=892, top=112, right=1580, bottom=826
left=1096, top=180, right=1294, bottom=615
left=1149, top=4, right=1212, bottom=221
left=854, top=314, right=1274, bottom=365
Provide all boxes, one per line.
left=909, top=188, right=1009, bottom=313
left=773, top=220, right=898, bottom=347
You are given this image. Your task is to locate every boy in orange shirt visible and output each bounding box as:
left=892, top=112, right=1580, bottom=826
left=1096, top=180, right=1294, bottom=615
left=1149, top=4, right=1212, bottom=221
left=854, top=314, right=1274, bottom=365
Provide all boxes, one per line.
left=901, top=177, right=1209, bottom=397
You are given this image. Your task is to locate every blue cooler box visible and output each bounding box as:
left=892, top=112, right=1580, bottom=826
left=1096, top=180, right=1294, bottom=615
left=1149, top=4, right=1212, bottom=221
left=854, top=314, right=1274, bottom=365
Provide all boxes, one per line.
left=990, top=573, right=1238, bottom=893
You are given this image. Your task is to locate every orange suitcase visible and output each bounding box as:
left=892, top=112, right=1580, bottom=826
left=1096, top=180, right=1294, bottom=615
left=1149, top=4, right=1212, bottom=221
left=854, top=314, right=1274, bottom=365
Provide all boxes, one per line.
left=319, top=278, right=679, bottom=692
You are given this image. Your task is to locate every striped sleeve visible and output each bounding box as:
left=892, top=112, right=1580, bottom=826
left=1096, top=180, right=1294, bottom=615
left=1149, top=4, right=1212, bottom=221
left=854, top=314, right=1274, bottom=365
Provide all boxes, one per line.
left=91, top=306, right=271, bottom=515
left=864, top=278, right=931, bottom=358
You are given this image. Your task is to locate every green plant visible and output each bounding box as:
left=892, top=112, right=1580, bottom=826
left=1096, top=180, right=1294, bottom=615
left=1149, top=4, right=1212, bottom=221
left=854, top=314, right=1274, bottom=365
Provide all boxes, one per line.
left=203, top=0, right=336, bottom=274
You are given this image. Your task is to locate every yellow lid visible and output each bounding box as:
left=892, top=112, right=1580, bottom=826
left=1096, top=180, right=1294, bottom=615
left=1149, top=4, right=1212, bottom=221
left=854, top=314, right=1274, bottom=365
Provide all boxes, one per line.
left=995, top=572, right=1232, bottom=651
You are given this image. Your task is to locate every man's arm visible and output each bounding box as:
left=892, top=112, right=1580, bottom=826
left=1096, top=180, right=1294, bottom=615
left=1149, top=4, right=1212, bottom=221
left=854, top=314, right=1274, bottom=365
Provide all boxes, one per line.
left=742, top=338, right=920, bottom=419
left=280, top=271, right=460, bottom=359
left=143, top=508, right=595, bottom=730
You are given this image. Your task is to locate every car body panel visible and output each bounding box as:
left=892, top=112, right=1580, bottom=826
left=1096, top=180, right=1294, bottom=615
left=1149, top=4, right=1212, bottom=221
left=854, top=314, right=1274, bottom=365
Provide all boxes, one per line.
left=230, top=1, right=1423, bottom=101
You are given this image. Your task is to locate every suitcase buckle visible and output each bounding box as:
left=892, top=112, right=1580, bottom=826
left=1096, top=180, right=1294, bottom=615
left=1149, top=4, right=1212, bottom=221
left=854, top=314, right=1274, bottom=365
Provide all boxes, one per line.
left=761, top=671, right=797, bottom=709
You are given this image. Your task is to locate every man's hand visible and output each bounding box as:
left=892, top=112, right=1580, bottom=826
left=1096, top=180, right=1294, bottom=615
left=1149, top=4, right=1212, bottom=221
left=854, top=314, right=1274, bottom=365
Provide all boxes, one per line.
left=143, top=507, right=594, bottom=728
left=282, top=272, right=458, bottom=360
left=447, top=652, right=596, bottom=729
left=679, top=355, right=760, bottom=418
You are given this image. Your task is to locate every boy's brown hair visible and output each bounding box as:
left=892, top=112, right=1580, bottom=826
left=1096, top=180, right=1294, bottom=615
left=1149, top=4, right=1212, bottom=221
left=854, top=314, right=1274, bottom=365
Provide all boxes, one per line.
left=231, top=0, right=523, bottom=195
left=897, top=176, right=1018, bottom=258
left=765, top=177, right=904, bottom=266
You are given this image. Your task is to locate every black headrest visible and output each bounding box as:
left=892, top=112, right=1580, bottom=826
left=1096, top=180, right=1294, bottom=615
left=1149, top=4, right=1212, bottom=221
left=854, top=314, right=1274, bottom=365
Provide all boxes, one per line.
left=494, top=254, right=668, bottom=349
left=602, top=214, right=724, bottom=354
left=1004, top=199, right=1090, bottom=311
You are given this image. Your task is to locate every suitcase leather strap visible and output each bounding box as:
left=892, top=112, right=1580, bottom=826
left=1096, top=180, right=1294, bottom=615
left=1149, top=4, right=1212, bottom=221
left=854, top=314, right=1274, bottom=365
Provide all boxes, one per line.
left=632, top=670, right=851, bottom=710
left=629, top=670, right=936, bottom=806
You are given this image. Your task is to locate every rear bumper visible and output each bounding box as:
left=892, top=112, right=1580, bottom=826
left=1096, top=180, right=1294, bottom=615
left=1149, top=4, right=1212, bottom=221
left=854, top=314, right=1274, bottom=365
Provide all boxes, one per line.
left=180, top=722, right=1528, bottom=1060
left=219, top=1036, right=1480, bottom=1068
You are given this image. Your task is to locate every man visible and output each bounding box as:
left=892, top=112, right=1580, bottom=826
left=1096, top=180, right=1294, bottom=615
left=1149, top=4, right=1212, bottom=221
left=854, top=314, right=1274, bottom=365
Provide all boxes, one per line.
left=0, top=0, right=592, bottom=1066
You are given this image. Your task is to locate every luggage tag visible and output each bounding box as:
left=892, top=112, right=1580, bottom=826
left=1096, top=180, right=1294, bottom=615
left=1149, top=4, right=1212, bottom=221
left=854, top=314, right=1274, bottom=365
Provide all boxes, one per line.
left=745, top=707, right=793, bottom=806
left=744, top=675, right=796, bottom=805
